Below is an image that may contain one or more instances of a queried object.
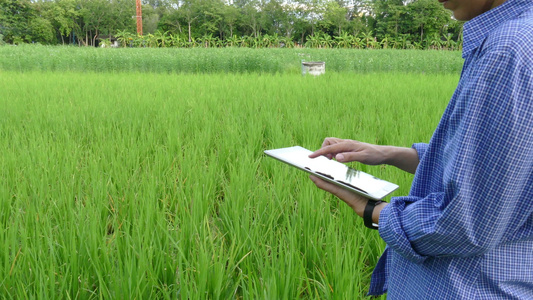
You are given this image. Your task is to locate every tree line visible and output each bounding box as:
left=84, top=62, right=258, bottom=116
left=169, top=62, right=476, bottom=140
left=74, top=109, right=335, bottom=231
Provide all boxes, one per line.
left=0, top=0, right=463, bottom=50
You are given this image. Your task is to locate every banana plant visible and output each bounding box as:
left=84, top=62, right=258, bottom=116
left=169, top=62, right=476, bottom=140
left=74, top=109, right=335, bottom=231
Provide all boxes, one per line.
left=391, top=38, right=401, bottom=49
left=305, top=32, right=321, bottom=48
left=169, top=34, right=181, bottom=47
left=380, top=35, right=391, bottom=49
left=261, top=34, right=272, bottom=48
left=154, top=30, right=171, bottom=47
left=319, top=32, right=333, bottom=48
left=251, top=35, right=262, bottom=48
left=270, top=33, right=281, bottom=48
left=350, top=36, right=363, bottom=49
left=280, top=36, right=295, bottom=48
left=225, top=35, right=239, bottom=47
left=443, top=33, right=453, bottom=50
left=334, top=31, right=351, bottom=48
left=144, top=33, right=158, bottom=48
left=360, top=31, right=375, bottom=49
left=115, top=30, right=134, bottom=47
left=397, top=34, right=409, bottom=49
left=133, top=35, right=146, bottom=47
left=215, top=38, right=224, bottom=48
left=201, top=34, right=216, bottom=48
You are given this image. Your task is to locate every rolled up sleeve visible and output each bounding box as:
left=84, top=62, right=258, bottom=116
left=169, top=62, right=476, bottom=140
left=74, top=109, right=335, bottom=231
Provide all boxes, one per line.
left=412, top=143, right=428, bottom=163
left=378, top=50, right=533, bottom=263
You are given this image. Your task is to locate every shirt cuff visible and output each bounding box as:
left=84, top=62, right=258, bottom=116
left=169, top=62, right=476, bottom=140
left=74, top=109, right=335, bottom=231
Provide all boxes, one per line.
left=379, top=196, right=427, bottom=264
left=412, top=143, right=428, bottom=162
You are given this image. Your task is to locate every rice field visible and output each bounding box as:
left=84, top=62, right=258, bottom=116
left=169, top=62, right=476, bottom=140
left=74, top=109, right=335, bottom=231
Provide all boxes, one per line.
left=0, top=45, right=463, bottom=74
left=0, top=47, right=460, bottom=299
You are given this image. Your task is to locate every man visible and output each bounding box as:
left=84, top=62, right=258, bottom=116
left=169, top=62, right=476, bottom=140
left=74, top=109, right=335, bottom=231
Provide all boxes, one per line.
left=309, top=0, right=533, bottom=298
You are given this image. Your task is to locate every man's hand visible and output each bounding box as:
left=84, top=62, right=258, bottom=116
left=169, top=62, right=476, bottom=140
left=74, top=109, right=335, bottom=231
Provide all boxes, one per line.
left=307, top=136, right=416, bottom=224
left=308, top=138, right=387, bottom=165
left=309, top=175, right=386, bottom=224
left=309, top=137, right=419, bottom=174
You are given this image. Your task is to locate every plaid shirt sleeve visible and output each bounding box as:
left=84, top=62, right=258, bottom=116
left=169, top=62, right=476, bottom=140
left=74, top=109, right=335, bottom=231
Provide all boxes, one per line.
left=378, top=47, right=533, bottom=263
left=412, top=143, right=428, bottom=162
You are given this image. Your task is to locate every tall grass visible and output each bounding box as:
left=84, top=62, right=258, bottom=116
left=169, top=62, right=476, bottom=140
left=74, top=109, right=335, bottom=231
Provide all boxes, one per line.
left=0, top=70, right=458, bottom=298
left=0, top=45, right=463, bottom=74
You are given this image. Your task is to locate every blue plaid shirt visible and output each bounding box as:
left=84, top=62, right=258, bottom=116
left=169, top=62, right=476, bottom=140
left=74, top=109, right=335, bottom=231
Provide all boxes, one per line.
left=369, top=0, right=533, bottom=298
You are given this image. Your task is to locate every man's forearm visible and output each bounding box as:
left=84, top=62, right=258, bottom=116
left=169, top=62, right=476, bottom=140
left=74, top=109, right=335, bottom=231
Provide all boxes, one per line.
left=381, top=146, right=419, bottom=174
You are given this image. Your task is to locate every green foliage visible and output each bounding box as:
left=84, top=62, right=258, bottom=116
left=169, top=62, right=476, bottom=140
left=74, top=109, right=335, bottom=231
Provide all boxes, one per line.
left=0, top=69, right=458, bottom=298
left=322, top=1, right=349, bottom=36
left=0, top=0, right=34, bottom=44
left=0, top=0, right=463, bottom=48
left=41, top=29, right=461, bottom=51
left=28, top=17, right=55, bottom=44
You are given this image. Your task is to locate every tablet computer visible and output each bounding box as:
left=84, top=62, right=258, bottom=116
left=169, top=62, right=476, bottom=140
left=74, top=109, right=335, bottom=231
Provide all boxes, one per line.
left=264, top=146, right=398, bottom=200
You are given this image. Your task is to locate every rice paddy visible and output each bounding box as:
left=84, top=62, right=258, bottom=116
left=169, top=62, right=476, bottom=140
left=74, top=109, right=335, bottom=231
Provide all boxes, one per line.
left=0, top=47, right=459, bottom=299
left=0, top=45, right=463, bottom=74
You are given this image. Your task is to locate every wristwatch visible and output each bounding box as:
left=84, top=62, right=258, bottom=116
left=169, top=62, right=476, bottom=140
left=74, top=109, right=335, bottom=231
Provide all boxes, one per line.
left=363, top=200, right=384, bottom=230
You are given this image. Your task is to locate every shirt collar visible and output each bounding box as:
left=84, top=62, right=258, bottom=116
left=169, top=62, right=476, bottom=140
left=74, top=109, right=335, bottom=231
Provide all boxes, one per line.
left=462, top=0, right=533, bottom=59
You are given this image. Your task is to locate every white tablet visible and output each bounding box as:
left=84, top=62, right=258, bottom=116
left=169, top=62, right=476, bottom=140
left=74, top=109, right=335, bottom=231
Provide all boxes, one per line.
left=264, top=146, right=398, bottom=200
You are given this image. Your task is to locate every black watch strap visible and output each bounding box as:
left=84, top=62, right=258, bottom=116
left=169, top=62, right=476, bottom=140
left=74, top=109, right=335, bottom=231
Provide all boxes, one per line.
left=364, top=200, right=383, bottom=230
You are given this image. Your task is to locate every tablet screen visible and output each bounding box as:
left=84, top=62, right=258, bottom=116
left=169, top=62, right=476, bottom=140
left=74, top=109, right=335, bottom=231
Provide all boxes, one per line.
left=264, top=146, right=398, bottom=200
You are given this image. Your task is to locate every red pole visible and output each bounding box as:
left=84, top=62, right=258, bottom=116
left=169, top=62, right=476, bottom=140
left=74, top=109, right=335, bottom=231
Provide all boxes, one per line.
left=136, top=0, right=143, bottom=36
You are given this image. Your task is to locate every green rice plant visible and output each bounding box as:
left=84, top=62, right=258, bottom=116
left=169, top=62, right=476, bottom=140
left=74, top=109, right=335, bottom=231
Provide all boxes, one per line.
left=0, top=70, right=458, bottom=299
left=0, top=45, right=463, bottom=74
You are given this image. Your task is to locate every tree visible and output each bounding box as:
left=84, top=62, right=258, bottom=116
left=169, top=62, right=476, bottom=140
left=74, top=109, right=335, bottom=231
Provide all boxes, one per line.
left=108, top=0, right=136, bottom=36
left=58, top=0, right=79, bottom=44
left=259, top=0, right=285, bottom=36
left=370, top=0, right=405, bottom=39
left=145, top=0, right=173, bottom=9
left=322, top=1, right=348, bottom=37
left=29, top=14, right=55, bottom=44
left=0, top=0, right=34, bottom=43
left=198, top=0, right=224, bottom=38
left=0, top=0, right=464, bottom=48
left=406, top=0, right=451, bottom=44
left=34, top=0, right=78, bottom=44
left=219, top=4, right=239, bottom=38
left=172, top=0, right=200, bottom=42
left=280, top=8, right=297, bottom=40
left=240, top=1, right=260, bottom=38
left=74, top=0, right=114, bottom=46
left=142, top=4, right=161, bottom=35
left=302, top=0, right=326, bottom=37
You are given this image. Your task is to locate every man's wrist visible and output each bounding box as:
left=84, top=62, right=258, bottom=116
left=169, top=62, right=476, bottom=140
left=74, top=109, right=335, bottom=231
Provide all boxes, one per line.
left=360, top=199, right=388, bottom=229
left=380, top=145, right=395, bottom=166
left=362, top=200, right=388, bottom=229
left=372, top=202, right=387, bottom=224
left=363, top=200, right=382, bottom=229
left=381, top=146, right=419, bottom=174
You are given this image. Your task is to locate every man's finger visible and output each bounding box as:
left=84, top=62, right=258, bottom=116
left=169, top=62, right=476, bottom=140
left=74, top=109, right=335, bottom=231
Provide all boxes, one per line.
left=335, top=151, right=364, bottom=163
left=309, top=175, right=338, bottom=193
left=321, top=137, right=340, bottom=148
left=309, top=175, right=359, bottom=204
left=309, top=142, right=355, bottom=158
